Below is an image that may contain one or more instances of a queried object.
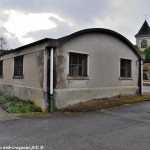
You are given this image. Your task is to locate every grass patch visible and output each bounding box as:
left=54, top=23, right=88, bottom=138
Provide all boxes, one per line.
left=21, top=112, right=47, bottom=118
left=0, top=95, right=41, bottom=113
left=64, top=95, right=150, bottom=111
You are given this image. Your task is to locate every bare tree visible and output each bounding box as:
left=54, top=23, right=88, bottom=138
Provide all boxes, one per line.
left=0, top=36, right=9, bottom=50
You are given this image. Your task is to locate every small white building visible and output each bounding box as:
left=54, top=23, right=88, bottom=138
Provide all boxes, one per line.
left=0, top=28, right=143, bottom=111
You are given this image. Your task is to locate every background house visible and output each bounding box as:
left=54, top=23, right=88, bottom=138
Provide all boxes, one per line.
left=143, top=63, right=150, bottom=79
left=0, top=28, right=143, bottom=111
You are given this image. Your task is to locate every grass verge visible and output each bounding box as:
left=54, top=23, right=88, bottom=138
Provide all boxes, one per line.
left=0, top=96, right=41, bottom=113
left=63, top=95, right=150, bottom=112
left=20, top=112, right=48, bottom=118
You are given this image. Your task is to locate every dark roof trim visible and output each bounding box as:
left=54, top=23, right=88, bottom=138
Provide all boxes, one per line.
left=58, top=28, right=142, bottom=59
left=0, top=38, right=56, bottom=56
left=13, top=38, right=51, bottom=51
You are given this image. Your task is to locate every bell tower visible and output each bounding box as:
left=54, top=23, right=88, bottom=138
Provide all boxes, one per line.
left=135, top=20, right=150, bottom=51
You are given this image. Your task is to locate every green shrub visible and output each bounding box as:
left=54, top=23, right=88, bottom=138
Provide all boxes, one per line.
left=0, top=97, right=7, bottom=107
left=4, top=95, right=20, bottom=102
left=0, top=96, right=42, bottom=113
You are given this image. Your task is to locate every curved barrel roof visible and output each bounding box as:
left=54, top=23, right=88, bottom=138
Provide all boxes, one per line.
left=1, top=28, right=142, bottom=59
left=58, top=28, right=142, bottom=59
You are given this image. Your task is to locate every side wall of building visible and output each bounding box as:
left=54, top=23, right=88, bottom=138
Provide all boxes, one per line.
left=0, top=43, right=48, bottom=111
left=55, top=33, right=140, bottom=108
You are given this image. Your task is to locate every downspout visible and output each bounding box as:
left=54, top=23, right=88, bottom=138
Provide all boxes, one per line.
left=140, top=59, right=143, bottom=95
left=49, top=47, right=54, bottom=112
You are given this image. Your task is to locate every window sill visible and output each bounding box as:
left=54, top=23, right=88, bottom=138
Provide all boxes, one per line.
left=13, top=76, right=24, bottom=79
left=119, top=77, right=133, bottom=80
left=68, top=76, right=89, bottom=80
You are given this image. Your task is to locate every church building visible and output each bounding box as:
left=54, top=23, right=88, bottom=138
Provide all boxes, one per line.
left=135, top=20, right=150, bottom=51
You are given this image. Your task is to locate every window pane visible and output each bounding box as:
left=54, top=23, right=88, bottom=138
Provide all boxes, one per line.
left=0, top=60, right=3, bottom=76
left=79, top=65, right=82, bottom=75
left=69, top=52, right=88, bottom=77
left=72, top=65, right=78, bottom=76
left=14, top=56, right=23, bottom=76
left=82, top=55, right=87, bottom=76
left=79, top=55, right=83, bottom=64
left=120, top=59, right=131, bottom=78
left=71, top=53, right=78, bottom=64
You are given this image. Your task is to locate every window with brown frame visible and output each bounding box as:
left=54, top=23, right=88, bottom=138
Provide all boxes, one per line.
left=69, top=52, right=88, bottom=77
left=14, top=56, right=23, bottom=77
left=120, top=58, right=131, bottom=78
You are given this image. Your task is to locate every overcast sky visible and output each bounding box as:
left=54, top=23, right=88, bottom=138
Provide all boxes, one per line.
left=0, top=0, right=149, bottom=49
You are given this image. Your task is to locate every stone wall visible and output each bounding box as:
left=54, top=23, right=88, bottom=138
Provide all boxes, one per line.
left=55, top=86, right=139, bottom=109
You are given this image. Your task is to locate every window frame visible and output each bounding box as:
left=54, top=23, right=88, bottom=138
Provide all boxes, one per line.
left=68, top=51, right=89, bottom=80
left=13, top=55, right=24, bottom=78
left=0, top=60, right=3, bottom=77
left=120, top=58, right=132, bottom=80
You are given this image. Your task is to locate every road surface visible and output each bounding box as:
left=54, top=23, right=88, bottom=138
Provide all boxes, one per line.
left=0, top=102, right=150, bottom=150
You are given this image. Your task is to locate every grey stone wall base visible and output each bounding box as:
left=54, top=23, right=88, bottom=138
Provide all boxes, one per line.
left=0, top=84, right=47, bottom=112
left=55, top=86, right=139, bottom=109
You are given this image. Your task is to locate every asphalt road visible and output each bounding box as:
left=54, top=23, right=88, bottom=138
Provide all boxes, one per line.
left=0, top=102, right=150, bottom=150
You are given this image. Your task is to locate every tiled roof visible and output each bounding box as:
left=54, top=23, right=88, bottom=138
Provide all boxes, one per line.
left=143, top=63, right=150, bottom=71
left=135, top=20, right=150, bottom=37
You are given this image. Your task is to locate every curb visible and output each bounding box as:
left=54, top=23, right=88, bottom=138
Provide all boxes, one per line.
left=62, top=99, right=150, bottom=112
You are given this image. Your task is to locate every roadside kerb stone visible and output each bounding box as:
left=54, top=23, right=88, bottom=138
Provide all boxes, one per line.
left=0, top=108, right=21, bottom=121
left=62, top=98, right=150, bottom=112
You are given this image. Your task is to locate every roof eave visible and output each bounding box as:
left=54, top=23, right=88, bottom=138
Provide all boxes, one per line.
left=0, top=38, right=58, bottom=56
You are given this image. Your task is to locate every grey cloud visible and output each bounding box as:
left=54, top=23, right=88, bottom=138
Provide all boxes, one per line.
left=0, top=27, right=22, bottom=49
left=0, top=27, right=8, bottom=35
left=0, top=13, right=9, bottom=23
left=0, top=0, right=111, bottom=48
left=0, top=0, right=110, bottom=25
left=0, top=0, right=150, bottom=47
left=7, top=37, right=22, bottom=49
left=23, top=17, right=79, bottom=41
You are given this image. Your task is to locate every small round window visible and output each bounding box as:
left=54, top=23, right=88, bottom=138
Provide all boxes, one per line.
left=141, top=39, right=148, bottom=48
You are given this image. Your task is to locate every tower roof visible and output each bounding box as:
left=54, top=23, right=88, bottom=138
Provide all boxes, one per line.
left=135, top=20, right=150, bottom=37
